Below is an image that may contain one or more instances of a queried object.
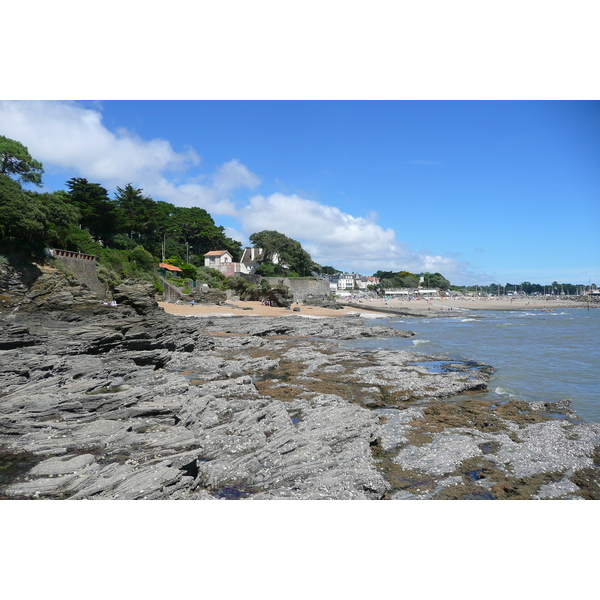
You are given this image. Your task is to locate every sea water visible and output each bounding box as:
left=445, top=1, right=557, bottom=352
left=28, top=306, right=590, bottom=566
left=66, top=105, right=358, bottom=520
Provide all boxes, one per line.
left=346, top=307, right=600, bottom=424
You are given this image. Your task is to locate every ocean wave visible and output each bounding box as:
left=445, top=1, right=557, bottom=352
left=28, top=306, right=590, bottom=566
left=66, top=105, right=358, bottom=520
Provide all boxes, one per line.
left=460, top=318, right=477, bottom=322
left=412, top=339, right=430, bottom=346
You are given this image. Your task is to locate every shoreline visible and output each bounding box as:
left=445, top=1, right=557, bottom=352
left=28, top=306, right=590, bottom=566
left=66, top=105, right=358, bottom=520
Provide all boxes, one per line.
left=159, top=295, right=587, bottom=318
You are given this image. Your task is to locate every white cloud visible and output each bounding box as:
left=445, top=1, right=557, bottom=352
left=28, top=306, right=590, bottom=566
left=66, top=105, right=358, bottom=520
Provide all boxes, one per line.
left=213, top=159, right=261, bottom=193
left=237, top=192, right=475, bottom=279
left=142, top=179, right=240, bottom=217
left=222, top=227, right=249, bottom=246
left=0, top=100, right=260, bottom=217
left=0, top=100, right=198, bottom=182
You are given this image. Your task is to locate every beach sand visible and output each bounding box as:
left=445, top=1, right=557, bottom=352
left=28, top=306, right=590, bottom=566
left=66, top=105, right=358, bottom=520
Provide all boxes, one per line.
left=159, top=295, right=583, bottom=318
left=158, top=300, right=386, bottom=318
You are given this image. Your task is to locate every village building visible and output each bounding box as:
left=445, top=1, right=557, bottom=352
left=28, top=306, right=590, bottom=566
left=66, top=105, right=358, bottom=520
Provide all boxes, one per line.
left=382, top=288, right=439, bottom=298
left=204, top=247, right=288, bottom=277
left=324, top=272, right=376, bottom=292
left=204, top=250, right=233, bottom=269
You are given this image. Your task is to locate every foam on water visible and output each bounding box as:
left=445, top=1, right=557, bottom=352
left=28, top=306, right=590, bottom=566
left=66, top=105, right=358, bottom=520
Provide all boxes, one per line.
left=494, top=387, right=513, bottom=396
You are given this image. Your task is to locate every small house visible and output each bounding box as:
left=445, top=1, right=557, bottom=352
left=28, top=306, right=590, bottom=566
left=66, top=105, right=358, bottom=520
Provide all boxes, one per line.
left=204, top=250, right=233, bottom=268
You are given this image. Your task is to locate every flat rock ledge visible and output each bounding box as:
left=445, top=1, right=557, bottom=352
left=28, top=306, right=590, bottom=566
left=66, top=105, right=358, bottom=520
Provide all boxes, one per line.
left=1, top=309, right=599, bottom=500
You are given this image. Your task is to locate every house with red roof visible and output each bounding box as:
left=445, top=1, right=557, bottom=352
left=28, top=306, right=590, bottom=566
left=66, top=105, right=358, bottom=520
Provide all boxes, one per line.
left=203, top=250, right=233, bottom=269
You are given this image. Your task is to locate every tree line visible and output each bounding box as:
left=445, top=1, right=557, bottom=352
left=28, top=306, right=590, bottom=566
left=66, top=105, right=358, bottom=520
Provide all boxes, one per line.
left=372, top=270, right=451, bottom=290
left=0, top=136, right=322, bottom=288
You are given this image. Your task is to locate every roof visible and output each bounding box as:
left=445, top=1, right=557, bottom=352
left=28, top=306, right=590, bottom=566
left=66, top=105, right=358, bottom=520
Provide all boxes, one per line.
left=159, top=263, right=182, bottom=272
left=204, top=250, right=231, bottom=257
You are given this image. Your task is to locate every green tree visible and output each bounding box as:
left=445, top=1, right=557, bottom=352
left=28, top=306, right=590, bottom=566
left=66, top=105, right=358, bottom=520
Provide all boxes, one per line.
left=0, top=175, right=46, bottom=243
left=319, top=265, right=340, bottom=275
left=112, top=183, right=156, bottom=240
left=255, top=261, right=288, bottom=277
left=249, top=230, right=316, bottom=276
left=129, top=245, right=156, bottom=272
left=0, top=176, right=82, bottom=252
left=0, top=136, right=44, bottom=186
left=64, top=177, right=119, bottom=241
left=171, top=206, right=242, bottom=262
left=421, top=272, right=450, bottom=290
left=25, top=190, right=81, bottom=248
left=63, top=225, right=103, bottom=255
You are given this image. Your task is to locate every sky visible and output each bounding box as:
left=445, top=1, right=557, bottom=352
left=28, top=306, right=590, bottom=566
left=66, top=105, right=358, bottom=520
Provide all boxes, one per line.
left=1, top=100, right=598, bottom=286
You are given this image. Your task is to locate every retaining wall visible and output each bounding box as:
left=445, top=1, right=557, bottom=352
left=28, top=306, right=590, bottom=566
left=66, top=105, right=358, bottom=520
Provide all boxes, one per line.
left=53, top=255, right=107, bottom=300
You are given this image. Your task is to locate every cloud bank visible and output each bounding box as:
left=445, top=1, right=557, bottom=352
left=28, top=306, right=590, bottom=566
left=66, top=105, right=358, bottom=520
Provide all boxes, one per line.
left=235, top=192, right=476, bottom=278
left=0, top=100, right=478, bottom=281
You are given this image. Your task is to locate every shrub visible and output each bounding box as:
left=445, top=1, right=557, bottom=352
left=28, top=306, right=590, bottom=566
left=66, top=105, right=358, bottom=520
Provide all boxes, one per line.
left=163, top=257, right=197, bottom=280
left=129, top=245, right=155, bottom=271
left=97, top=263, right=122, bottom=290
left=196, top=266, right=228, bottom=290
left=63, top=226, right=102, bottom=255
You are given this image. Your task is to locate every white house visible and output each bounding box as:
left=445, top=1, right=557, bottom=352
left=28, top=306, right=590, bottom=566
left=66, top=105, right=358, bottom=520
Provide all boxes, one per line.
left=204, top=250, right=233, bottom=268
left=355, top=276, right=371, bottom=290
left=324, top=272, right=374, bottom=291
left=204, top=249, right=260, bottom=277
left=238, top=247, right=289, bottom=274
left=341, top=273, right=356, bottom=290
left=416, top=289, right=439, bottom=297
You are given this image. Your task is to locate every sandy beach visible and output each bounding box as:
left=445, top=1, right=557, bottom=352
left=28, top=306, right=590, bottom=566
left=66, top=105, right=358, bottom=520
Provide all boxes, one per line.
left=158, top=300, right=388, bottom=318
left=159, top=295, right=585, bottom=318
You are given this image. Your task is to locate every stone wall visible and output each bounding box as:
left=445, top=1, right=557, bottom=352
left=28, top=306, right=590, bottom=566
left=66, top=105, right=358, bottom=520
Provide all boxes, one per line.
left=54, top=255, right=107, bottom=300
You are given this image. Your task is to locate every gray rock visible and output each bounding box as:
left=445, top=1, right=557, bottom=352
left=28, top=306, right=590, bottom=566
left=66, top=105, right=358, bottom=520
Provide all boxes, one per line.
left=113, top=279, right=159, bottom=315
left=1, top=307, right=599, bottom=500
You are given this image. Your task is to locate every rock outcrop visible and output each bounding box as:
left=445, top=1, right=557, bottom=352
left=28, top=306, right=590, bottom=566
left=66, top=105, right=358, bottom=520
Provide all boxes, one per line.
left=303, top=294, right=343, bottom=310
left=112, top=279, right=159, bottom=315
left=1, top=309, right=599, bottom=500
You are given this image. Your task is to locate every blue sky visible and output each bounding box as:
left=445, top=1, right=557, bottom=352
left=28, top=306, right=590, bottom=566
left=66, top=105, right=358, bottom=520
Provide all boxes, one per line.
left=1, top=100, right=598, bottom=285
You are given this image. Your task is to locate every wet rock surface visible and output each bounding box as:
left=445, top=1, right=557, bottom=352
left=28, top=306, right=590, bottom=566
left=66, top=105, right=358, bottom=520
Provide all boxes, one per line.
left=1, top=308, right=599, bottom=500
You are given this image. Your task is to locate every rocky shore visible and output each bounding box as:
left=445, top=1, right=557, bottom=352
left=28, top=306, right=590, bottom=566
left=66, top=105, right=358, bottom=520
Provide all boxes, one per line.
left=1, top=288, right=599, bottom=500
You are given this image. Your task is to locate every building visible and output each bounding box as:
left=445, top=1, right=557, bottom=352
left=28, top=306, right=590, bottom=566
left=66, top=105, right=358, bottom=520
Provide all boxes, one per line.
left=325, top=272, right=374, bottom=291
left=204, top=249, right=256, bottom=277
left=204, top=250, right=233, bottom=269
left=204, top=247, right=288, bottom=278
